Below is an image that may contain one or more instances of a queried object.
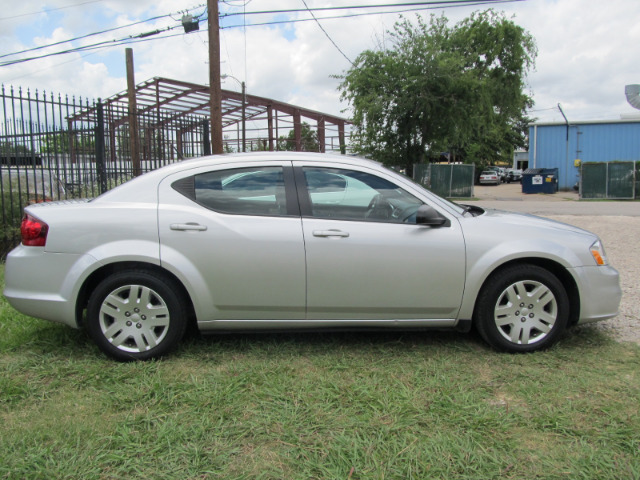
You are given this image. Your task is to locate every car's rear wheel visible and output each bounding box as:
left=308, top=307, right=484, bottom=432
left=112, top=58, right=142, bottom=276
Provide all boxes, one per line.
left=86, top=271, right=187, bottom=361
left=475, top=264, right=569, bottom=352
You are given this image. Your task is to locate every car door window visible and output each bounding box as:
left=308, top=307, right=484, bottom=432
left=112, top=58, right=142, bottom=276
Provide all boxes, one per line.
left=302, top=167, right=423, bottom=223
left=186, top=167, right=287, bottom=216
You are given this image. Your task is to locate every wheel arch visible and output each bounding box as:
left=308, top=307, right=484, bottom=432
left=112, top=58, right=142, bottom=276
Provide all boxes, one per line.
left=471, top=257, right=580, bottom=327
left=75, top=261, right=196, bottom=329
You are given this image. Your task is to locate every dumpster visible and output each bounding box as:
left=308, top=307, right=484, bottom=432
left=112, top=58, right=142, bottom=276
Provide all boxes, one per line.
left=521, top=168, right=559, bottom=194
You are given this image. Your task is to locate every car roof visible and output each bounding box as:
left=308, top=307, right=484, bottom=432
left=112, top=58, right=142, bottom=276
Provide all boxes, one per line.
left=157, top=152, right=381, bottom=174
left=94, top=152, right=384, bottom=203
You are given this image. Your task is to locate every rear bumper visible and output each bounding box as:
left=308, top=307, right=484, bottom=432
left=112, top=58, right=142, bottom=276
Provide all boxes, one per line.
left=3, top=246, right=97, bottom=328
left=570, top=265, right=621, bottom=324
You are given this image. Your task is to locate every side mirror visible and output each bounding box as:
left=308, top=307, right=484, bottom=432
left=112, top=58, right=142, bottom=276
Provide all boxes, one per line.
left=416, top=205, right=449, bottom=227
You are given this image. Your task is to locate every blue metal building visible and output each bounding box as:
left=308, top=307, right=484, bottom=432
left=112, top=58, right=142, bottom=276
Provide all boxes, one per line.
left=528, top=119, right=640, bottom=189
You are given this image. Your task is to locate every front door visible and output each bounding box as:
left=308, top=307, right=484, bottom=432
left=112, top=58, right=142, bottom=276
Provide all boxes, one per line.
left=295, top=164, right=466, bottom=320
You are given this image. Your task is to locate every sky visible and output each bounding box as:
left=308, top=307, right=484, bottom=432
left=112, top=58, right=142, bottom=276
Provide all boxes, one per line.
left=1, top=0, right=640, bottom=126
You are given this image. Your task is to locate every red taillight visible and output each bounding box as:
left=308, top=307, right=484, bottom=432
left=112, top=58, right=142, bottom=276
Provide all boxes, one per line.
left=21, top=214, right=48, bottom=247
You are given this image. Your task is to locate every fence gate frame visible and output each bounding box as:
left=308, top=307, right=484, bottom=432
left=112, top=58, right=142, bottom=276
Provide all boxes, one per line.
left=580, top=161, right=636, bottom=200
left=413, top=163, right=475, bottom=198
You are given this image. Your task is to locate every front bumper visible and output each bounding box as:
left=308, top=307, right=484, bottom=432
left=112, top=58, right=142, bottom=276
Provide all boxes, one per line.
left=570, top=265, right=622, bottom=324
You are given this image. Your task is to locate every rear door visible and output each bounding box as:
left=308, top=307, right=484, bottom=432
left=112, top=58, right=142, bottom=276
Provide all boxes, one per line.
left=157, top=160, right=306, bottom=321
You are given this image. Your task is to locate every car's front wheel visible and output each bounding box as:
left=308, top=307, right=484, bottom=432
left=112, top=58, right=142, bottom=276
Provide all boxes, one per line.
left=475, top=264, right=570, bottom=352
left=86, top=271, right=188, bottom=361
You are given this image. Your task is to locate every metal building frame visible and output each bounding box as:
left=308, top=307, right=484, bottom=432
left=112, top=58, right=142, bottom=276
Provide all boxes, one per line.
left=80, top=77, right=350, bottom=158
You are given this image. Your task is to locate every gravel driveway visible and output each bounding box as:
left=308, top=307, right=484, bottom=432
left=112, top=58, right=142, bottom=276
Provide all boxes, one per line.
left=466, top=184, right=639, bottom=344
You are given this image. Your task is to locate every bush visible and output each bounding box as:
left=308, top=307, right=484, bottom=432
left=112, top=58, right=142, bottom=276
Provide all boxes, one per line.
left=0, top=186, right=25, bottom=257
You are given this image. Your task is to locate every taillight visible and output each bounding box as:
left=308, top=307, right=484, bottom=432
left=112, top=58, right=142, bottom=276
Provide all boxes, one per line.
left=21, top=214, right=48, bottom=247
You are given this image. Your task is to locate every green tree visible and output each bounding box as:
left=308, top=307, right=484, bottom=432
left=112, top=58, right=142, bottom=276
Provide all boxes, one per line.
left=0, top=142, right=31, bottom=155
left=277, top=122, right=319, bottom=152
left=338, top=10, right=536, bottom=172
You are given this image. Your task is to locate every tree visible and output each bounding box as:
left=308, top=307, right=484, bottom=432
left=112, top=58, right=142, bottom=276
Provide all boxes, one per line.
left=277, top=122, right=319, bottom=152
left=338, top=10, right=536, bottom=172
left=0, top=142, right=31, bottom=155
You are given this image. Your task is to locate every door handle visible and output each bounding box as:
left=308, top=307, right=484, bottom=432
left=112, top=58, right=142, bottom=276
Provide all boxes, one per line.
left=312, top=229, right=349, bottom=238
left=170, top=223, right=208, bottom=232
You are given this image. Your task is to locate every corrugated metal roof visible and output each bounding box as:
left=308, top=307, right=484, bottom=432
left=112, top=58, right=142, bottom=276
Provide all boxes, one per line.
left=531, top=117, right=640, bottom=127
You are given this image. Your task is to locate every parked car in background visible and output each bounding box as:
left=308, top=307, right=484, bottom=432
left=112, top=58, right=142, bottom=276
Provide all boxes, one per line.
left=506, top=169, right=523, bottom=183
left=4, top=152, right=621, bottom=361
left=479, top=170, right=501, bottom=185
left=485, top=166, right=506, bottom=182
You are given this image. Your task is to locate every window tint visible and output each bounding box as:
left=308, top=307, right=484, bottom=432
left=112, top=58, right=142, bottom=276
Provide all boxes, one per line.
left=194, top=167, right=287, bottom=216
left=303, top=167, right=423, bottom=223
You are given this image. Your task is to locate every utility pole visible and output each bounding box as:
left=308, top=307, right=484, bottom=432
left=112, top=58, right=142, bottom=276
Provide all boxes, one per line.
left=221, top=75, right=246, bottom=152
left=241, top=80, right=246, bottom=152
left=125, top=48, right=141, bottom=176
left=558, top=103, right=570, bottom=190
left=208, top=0, right=223, bottom=154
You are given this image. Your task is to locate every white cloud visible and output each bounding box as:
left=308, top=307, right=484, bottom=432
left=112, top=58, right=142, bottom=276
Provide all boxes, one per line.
left=1, top=0, right=640, bottom=125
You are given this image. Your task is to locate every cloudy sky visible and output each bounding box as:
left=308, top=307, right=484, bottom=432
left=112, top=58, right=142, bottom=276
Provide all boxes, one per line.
left=1, top=0, right=639, bottom=125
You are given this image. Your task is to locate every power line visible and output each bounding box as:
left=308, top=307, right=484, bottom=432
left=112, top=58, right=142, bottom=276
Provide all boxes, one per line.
left=220, top=1, right=523, bottom=29
left=299, top=0, right=354, bottom=67
left=219, top=0, right=525, bottom=18
left=0, top=4, right=207, bottom=61
left=0, top=26, right=182, bottom=67
left=0, top=0, right=526, bottom=68
left=0, top=14, right=173, bottom=60
left=0, top=0, right=106, bottom=20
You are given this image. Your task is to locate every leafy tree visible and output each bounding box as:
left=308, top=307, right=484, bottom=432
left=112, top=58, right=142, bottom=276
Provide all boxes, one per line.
left=338, top=10, right=536, bottom=172
left=0, top=142, right=31, bottom=155
left=277, top=122, right=319, bottom=152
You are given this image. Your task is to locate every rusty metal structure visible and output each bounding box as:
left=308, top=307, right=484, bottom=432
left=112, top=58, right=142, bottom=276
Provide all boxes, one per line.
left=78, top=77, right=350, bottom=163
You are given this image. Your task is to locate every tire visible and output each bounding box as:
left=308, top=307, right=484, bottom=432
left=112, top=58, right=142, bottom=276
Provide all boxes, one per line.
left=86, top=270, right=188, bottom=361
left=474, top=264, right=569, bottom=352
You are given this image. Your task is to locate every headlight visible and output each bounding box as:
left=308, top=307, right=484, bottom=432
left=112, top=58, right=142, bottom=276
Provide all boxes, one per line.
left=590, top=240, right=608, bottom=266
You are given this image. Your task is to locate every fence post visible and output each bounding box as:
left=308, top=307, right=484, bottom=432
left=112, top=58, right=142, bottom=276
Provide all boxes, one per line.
left=202, top=119, right=211, bottom=156
left=95, top=100, right=107, bottom=194
left=448, top=164, right=454, bottom=198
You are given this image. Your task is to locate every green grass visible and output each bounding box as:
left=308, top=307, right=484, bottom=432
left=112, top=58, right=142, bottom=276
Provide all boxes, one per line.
left=1, top=268, right=639, bottom=479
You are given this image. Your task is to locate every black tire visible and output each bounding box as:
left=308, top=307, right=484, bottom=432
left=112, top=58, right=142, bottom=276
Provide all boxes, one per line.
left=474, top=264, right=569, bottom=352
left=86, top=270, right=188, bottom=361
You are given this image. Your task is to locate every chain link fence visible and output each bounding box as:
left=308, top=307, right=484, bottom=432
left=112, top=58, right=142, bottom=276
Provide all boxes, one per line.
left=414, top=163, right=475, bottom=198
left=580, top=161, right=636, bottom=199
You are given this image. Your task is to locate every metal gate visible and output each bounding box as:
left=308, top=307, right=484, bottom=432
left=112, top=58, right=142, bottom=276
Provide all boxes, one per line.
left=414, top=163, right=474, bottom=198
left=580, top=161, right=635, bottom=199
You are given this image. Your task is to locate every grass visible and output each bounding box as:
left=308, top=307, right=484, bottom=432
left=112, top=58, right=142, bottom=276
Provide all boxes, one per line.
left=1, top=269, right=639, bottom=479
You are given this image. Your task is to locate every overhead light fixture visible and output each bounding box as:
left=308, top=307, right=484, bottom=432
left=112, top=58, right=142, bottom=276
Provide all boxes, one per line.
left=182, top=14, right=199, bottom=33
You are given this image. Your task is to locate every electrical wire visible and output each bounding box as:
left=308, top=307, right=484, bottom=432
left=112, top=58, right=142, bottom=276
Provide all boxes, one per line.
left=1, top=3, right=207, bottom=61
left=300, top=0, right=354, bottom=66
left=0, top=0, right=106, bottom=20
left=1, top=0, right=526, bottom=68
left=219, top=0, right=525, bottom=18
left=220, top=1, right=520, bottom=29
left=0, top=26, right=182, bottom=67
left=0, top=14, right=172, bottom=60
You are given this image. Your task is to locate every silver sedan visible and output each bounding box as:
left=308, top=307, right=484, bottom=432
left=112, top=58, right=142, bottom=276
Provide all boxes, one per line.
left=4, top=153, right=621, bottom=360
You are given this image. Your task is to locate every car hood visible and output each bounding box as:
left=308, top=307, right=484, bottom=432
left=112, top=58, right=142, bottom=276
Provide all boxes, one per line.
left=477, top=208, right=595, bottom=238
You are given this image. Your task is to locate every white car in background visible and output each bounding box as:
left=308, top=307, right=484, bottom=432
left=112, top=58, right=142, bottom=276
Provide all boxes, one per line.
left=4, top=153, right=621, bottom=361
left=479, top=170, right=501, bottom=185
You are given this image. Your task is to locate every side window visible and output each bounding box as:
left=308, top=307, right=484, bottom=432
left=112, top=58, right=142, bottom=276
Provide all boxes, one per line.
left=188, top=167, right=287, bottom=216
left=302, top=167, right=423, bottom=223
